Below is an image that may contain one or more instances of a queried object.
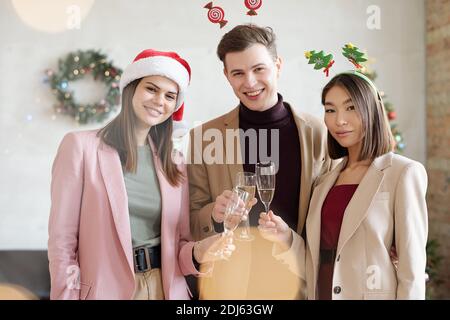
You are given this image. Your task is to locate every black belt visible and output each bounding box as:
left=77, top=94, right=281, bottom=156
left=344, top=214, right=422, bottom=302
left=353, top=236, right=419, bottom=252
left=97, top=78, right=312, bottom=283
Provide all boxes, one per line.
left=320, top=249, right=337, bottom=264
left=133, top=244, right=161, bottom=273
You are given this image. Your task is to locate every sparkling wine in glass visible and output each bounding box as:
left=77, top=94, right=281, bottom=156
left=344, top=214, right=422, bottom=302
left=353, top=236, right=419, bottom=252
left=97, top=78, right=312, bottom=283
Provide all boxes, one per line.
left=256, top=161, right=276, bottom=214
left=235, top=172, right=256, bottom=241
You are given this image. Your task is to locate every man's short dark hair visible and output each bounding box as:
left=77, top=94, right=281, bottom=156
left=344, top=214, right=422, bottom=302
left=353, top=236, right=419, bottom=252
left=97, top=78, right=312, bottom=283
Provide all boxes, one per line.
left=217, top=24, right=278, bottom=64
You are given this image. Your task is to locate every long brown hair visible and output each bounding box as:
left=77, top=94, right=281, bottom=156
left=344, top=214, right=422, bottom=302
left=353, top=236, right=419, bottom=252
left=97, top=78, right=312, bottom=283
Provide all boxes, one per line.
left=321, top=73, right=395, bottom=161
left=97, top=78, right=183, bottom=186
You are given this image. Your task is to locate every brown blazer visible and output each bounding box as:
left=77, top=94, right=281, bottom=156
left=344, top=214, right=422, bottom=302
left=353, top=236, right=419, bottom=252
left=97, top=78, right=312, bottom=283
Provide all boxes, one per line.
left=187, top=104, right=334, bottom=299
left=275, top=152, right=429, bottom=299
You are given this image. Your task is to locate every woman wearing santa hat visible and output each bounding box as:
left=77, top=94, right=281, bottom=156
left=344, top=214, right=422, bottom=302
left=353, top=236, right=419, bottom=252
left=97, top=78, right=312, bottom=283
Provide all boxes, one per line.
left=48, top=49, right=236, bottom=300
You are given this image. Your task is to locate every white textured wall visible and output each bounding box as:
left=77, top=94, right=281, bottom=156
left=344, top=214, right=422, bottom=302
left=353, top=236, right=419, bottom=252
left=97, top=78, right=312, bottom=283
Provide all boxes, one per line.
left=0, top=0, right=425, bottom=249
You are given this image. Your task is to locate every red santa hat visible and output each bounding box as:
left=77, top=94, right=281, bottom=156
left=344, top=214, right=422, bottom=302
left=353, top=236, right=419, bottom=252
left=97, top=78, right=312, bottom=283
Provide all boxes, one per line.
left=119, top=49, right=191, bottom=124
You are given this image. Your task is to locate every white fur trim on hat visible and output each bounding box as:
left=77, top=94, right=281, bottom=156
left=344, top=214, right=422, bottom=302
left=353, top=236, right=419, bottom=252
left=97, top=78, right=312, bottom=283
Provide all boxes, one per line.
left=119, top=56, right=189, bottom=110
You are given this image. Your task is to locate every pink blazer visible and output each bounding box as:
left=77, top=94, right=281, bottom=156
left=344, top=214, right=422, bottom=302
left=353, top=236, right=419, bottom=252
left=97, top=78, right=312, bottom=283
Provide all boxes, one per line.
left=48, top=130, right=200, bottom=300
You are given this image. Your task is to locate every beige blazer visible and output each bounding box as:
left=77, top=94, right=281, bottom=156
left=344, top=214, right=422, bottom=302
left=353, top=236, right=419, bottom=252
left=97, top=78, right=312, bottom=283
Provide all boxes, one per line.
left=275, top=152, right=428, bottom=300
left=187, top=104, right=334, bottom=299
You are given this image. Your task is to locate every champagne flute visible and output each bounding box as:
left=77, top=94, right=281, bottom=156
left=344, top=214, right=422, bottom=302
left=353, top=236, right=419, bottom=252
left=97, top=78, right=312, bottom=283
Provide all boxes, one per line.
left=235, top=172, right=256, bottom=241
left=256, top=161, right=276, bottom=214
left=211, top=187, right=249, bottom=257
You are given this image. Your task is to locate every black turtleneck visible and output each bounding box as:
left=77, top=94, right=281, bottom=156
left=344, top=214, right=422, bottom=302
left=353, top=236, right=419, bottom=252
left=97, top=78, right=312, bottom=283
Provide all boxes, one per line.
left=239, top=94, right=301, bottom=230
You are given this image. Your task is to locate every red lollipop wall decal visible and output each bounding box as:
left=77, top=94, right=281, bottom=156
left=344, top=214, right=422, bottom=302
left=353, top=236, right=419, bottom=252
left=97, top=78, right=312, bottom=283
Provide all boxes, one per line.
left=245, top=0, right=263, bottom=16
left=204, top=2, right=228, bottom=28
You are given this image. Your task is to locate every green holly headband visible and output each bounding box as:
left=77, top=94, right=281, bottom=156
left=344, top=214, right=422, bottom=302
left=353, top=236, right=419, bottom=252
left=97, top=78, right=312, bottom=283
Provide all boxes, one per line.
left=339, top=70, right=380, bottom=99
left=305, top=43, right=379, bottom=96
left=304, top=43, right=367, bottom=76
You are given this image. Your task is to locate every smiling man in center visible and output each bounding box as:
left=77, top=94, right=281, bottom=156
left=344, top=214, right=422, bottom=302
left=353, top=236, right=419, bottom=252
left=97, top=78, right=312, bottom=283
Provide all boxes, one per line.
left=188, top=24, right=334, bottom=299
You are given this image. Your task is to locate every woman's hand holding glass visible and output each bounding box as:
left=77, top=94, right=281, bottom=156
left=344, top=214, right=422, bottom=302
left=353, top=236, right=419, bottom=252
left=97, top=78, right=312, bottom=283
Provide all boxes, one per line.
left=258, top=210, right=293, bottom=252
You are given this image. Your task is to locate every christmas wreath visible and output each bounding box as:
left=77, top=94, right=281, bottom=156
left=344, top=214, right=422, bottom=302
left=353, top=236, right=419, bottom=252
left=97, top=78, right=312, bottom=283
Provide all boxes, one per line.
left=45, top=49, right=122, bottom=124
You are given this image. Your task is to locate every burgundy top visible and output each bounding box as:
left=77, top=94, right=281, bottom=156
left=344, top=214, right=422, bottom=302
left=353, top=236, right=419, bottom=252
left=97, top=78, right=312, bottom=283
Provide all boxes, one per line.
left=318, top=184, right=358, bottom=300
